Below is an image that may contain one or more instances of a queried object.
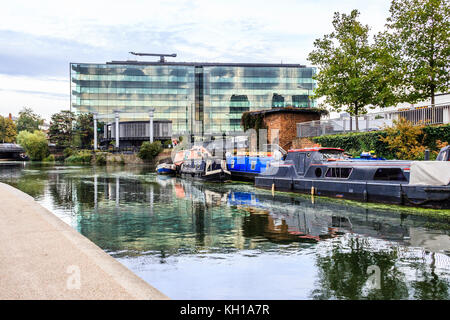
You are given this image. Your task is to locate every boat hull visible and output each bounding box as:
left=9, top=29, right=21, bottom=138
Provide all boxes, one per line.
left=255, top=175, right=450, bottom=209
left=156, top=163, right=176, bottom=176
left=180, top=159, right=231, bottom=182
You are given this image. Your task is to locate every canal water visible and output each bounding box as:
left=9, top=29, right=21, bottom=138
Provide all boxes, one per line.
left=1, top=162, right=449, bottom=299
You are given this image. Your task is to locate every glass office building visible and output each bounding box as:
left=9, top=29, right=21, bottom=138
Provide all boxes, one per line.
left=71, top=61, right=316, bottom=135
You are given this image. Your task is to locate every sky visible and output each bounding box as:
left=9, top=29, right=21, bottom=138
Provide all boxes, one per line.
left=0, top=0, right=392, bottom=121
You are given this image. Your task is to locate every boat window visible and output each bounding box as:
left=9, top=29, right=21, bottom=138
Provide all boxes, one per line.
left=251, top=161, right=256, bottom=170
left=373, top=168, right=407, bottom=181
left=320, top=150, right=344, bottom=160
left=325, top=167, right=352, bottom=179
left=315, top=167, right=322, bottom=177
left=230, top=160, right=235, bottom=168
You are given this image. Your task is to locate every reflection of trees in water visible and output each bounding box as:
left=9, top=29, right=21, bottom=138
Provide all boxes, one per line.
left=312, top=237, right=408, bottom=299
left=410, top=252, right=449, bottom=300
left=0, top=166, right=46, bottom=198
left=311, top=237, right=449, bottom=300
left=48, top=174, right=74, bottom=209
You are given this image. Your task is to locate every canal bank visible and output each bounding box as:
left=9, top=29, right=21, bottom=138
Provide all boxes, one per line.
left=0, top=182, right=168, bottom=300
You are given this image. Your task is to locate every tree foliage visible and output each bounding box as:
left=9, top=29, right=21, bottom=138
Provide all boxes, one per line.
left=138, top=141, right=163, bottom=161
left=48, top=110, right=75, bottom=148
left=16, top=130, right=49, bottom=161
left=0, top=116, right=17, bottom=143
left=16, top=107, right=44, bottom=133
left=308, top=10, right=396, bottom=130
left=384, top=0, right=450, bottom=104
left=379, top=118, right=428, bottom=159
left=74, top=113, right=94, bottom=149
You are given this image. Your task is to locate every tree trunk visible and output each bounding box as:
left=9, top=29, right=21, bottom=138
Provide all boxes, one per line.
left=354, top=104, right=359, bottom=131
left=431, top=85, right=435, bottom=106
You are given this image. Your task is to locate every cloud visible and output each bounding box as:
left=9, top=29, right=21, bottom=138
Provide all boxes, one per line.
left=0, top=0, right=392, bottom=120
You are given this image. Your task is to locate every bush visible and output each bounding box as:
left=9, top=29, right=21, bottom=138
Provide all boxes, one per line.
left=379, top=118, right=426, bottom=160
left=65, top=150, right=93, bottom=164
left=163, top=139, right=172, bottom=148
left=16, top=130, right=49, bottom=161
left=312, top=123, right=450, bottom=160
left=94, top=152, right=107, bottom=165
left=42, top=154, right=55, bottom=162
left=63, top=147, right=74, bottom=159
left=138, top=141, right=163, bottom=161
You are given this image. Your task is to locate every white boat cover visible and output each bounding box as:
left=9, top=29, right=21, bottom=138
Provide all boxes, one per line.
left=409, top=161, right=450, bottom=186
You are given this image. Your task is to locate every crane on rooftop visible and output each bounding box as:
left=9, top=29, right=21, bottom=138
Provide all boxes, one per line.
left=129, top=52, right=177, bottom=63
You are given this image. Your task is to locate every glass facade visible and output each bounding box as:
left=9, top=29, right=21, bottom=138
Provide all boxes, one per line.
left=71, top=62, right=316, bottom=135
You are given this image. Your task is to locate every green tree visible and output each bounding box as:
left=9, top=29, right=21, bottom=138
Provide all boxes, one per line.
left=308, top=10, right=396, bottom=130
left=0, top=116, right=17, bottom=143
left=138, top=141, right=163, bottom=161
left=74, top=113, right=94, bottom=149
left=48, top=110, right=74, bottom=148
left=16, top=130, right=49, bottom=161
left=384, top=0, right=450, bottom=105
left=16, top=107, right=44, bottom=133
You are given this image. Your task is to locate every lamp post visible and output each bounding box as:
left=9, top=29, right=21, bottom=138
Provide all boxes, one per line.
left=149, top=109, right=155, bottom=143
left=114, top=111, right=120, bottom=148
left=93, top=113, right=98, bottom=150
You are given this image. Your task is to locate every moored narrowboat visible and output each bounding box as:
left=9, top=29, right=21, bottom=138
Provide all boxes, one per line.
left=156, top=163, right=176, bottom=175
left=178, top=145, right=231, bottom=182
left=255, top=147, right=450, bottom=208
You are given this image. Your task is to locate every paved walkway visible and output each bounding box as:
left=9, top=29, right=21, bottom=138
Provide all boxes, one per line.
left=0, top=182, right=169, bottom=300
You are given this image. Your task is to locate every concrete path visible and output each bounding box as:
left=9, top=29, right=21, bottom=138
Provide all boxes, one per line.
left=0, top=182, right=169, bottom=300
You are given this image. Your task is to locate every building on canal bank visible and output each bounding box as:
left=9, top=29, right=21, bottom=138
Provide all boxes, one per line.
left=70, top=54, right=317, bottom=143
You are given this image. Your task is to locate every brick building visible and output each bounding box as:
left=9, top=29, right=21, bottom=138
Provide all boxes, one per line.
left=245, top=108, right=326, bottom=150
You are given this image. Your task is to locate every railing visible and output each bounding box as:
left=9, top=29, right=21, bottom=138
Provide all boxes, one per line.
left=297, top=103, right=450, bottom=138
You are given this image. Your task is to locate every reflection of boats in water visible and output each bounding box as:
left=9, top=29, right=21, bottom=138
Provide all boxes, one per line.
left=166, top=180, right=421, bottom=245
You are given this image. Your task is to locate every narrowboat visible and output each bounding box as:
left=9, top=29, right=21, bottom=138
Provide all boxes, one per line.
left=255, top=146, right=450, bottom=208
left=226, top=155, right=273, bottom=181
left=178, top=145, right=231, bottom=182
left=156, top=163, right=176, bottom=175
left=226, top=145, right=285, bottom=181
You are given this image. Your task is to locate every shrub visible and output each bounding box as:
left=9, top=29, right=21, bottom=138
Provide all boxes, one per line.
left=42, top=154, right=55, bottom=162
left=65, top=150, right=92, bottom=164
left=16, top=130, right=49, bottom=161
left=379, top=118, right=426, bottom=160
left=138, top=141, right=163, bottom=161
left=94, top=152, right=107, bottom=165
left=63, top=147, right=74, bottom=159
left=163, top=139, right=172, bottom=148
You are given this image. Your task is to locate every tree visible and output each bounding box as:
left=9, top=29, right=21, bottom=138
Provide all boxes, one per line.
left=384, top=0, right=450, bottom=105
left=48, top=110, right=74, bottom=148
left=0, top=116, right=17, bottom=143
left=16, top=107, right=44, bottom=133
left=308, top=10, right=397, bottom=130
left=138, top=141, right=163, bottom=161
left=74, top=113, right=94, bottom=149
left=16, top=130, right=49, bottom=161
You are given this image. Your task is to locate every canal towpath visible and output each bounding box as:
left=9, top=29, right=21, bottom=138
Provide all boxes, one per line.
left=0, top=182, right=168, bottom=300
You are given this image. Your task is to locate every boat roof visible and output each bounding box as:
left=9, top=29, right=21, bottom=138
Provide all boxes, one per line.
left=288, top=147, right=345, bottom=153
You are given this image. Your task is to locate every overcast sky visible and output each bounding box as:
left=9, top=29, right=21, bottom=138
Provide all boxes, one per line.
left=0, top=0, right=392, bottom=121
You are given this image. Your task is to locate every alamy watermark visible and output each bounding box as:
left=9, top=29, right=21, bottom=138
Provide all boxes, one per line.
left=366, top=265, right=381, bottom=290
left=66, top=265, right=81, bottom=290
